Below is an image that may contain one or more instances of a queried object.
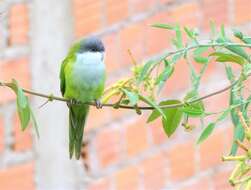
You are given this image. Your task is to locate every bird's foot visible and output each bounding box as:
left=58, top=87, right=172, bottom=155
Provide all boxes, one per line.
left=95, top=99, right=103, bottom=109
left=67, top=99, right=78, bottom=107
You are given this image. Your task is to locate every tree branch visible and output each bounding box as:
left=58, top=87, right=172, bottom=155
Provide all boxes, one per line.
left=0, top=75, right=245, bottom=110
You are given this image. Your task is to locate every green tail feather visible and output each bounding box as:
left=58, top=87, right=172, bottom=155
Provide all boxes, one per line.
left=69, top=104, right=89, bottom=159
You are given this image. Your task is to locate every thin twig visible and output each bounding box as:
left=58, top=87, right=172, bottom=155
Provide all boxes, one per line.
left=0, top=75, right=245, bottom=110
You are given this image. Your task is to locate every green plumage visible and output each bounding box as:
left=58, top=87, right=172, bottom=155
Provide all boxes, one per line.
left=60, top=38, right=105, bottom=159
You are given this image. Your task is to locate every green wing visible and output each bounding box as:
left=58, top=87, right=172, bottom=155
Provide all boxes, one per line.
left=60, top=42, right=81, bottom=96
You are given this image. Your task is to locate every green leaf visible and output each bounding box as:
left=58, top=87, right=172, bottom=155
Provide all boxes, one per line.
left=233, top=29, right=251, bottom=45
left=216, top=38, right=249, bottom=61
left=193, top=47, right=209, bottom=64
left=139, top=95, right=166, bottom=120
left=121, top=89, right=139, bottom=106
left=172, top=25, right=183, bottom=49
left=137, top=60, right=155, bottom=84
left=220, top=24, right=226, bottom=39
left=184, top=27, right=194, bottom=40
left=210, top=52, right=245, bottom=65
left=155, top=61, right=174, bottom=92
left=225, top=66, right=245, bottom=155
left=162, top=106, right=183, bottom=137
left=182, top=91, right=205, bottom=117
left=197, top=123, right=215, bottom=144
left=9, top=79, right=39, bottom=136
left=11, top=79, right=31, bottom=131
left=230, top=123, right=245, bottom=155
left=151, top=23, right=174, bottom=30
left=147, top=99, right=181, bottom=123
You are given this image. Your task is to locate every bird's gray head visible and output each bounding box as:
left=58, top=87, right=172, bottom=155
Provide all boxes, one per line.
left=79, top=37, right=105, bottom=53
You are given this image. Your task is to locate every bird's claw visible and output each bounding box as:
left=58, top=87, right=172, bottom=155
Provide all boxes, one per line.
left=95, top=100, right=102, bottom=109
left=67, top=99, right=77, bottom=107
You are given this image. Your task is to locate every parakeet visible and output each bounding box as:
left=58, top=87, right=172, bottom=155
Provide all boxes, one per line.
left=60, top=37, right=105, bottom=159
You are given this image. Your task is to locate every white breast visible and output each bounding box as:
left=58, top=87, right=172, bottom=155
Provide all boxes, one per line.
left=76, top=52, right=104, bottom=65
left=72, top=51, right=105, bottom=90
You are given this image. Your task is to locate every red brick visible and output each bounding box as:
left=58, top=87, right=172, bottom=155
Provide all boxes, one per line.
left=119, top=23, right=146, bottom=66
left=145, top=11, right=172, bottom=56
left=140, top=153, right=167, bottom=190
left=234, top=0, right=251, bottom=24
left=95, top=128, right=122, bottom=168
left=86, top=107, right=111, bottom=131
left=200, top=0, right=229, bottom=30
left=0, top=162, right=35, bottom=190
left=168, top=2, right=200, bottom=27
left=0, top=58, right=30, bottom=104
left=114, top=166, right=140, bottom=190
left=162, top=59, right=190, bottom=95
left=105, top=0, right=128, bottom=25
left=126, top=118, right=149, bottom=157
left=203, top=88, right=229, bottom=120
left=102, top=34, right=121, bottom=74
left=199, top=128, right=225, bottom=171
left=73, top=0, right=103, bottom=37
left=166, top=140, right=196, bottom=181
left=212, top=169, right=233, bottom=190
left=179, top=176, right=211, bottom=190
left=9, top=4, right=29, bottom=45
left=0, top=115, right=4, bottom=152
left=130, top=0, right=157, bottom=14
left=149, top=119, right=167, bottom=145
left=13, top=113, right=32, bottom=152
left=87, top=177, right=111, bottom=190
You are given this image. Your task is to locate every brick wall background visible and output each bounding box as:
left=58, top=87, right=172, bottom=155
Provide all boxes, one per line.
left=0, top=0, right=251, bottom=189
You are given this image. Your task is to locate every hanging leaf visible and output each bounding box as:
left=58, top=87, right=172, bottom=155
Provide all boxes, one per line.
left=162, top=104, right=183, bottom=137
left=8, top=79, right=39, bottom=136
left=197, top=123, right=215, bottom=144
left=10, top=79, right=31, bottom=131
left=197, top=108, right=230, bottom=144
left=210, top=52, right=245, bottom=65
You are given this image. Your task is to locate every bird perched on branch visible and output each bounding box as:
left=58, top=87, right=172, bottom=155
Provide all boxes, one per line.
left=60, top=37, right=106, bottom=159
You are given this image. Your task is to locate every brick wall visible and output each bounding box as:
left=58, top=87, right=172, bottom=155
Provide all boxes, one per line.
left=0, top=0, right=250, bottom=189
